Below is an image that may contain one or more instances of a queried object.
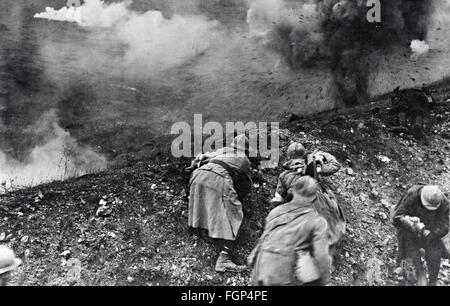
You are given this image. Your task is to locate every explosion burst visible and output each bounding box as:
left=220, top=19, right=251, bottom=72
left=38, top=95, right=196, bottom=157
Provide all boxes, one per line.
left=248, top=0, right=437, bottom=105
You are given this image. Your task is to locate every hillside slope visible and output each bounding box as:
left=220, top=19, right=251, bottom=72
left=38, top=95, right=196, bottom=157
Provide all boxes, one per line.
left=2, top=99, right=450, bottom=286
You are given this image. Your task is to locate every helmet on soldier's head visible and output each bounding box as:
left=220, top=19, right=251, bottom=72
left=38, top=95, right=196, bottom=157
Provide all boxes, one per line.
left=420, top=185, right=445, bottom=211
left=287, top=142, right=306, bottom=159
left=0, top=246, right=22, bottom=275
left=292, top=176, right=319, bottom=202
left=231, top=134, right=257, bottom=157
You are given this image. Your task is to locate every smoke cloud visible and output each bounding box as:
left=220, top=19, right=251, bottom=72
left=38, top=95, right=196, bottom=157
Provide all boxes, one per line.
left=247, top=0, right=438, bottom=105
left=410, top=40, right=430, bottom=60
left=0, top=0, right=231, bottom=189
left=2, top=0, right=449, bottom=190
left=0, top=110, right=107, bottom=192
left=35, top=0, right=222, bottom=76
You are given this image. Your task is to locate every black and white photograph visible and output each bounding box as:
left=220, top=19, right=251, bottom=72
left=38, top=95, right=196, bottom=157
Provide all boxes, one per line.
left=1, top=0, right=450, bottom=291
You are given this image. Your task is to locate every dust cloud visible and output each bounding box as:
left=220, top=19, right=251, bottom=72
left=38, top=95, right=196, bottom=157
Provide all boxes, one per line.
left=35, top=0, right=223, bottom=77
left=0, top=110, right=107, bottom=192
left=245, top=0, right=449, bottom=104
left=1, top=0, right=231, bottom=190
left=1, top=0, right=450, bottom=190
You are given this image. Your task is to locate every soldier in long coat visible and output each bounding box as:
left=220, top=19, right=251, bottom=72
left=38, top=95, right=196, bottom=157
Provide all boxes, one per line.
left=188, top=135, right=255, bottom=272
left=249, top=176, right=332, bottom=286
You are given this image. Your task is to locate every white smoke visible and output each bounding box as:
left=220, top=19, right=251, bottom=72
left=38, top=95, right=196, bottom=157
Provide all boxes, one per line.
left=34, top=6, right=82, bottom=23
left=116, top=11, right=219, bottom=72
left=246, top=0, right=290, bottom=36
left=410, top=40, right=430, bottom=60
left=246, top=0, right=319, bottom=36
left=34, top=0, right=132, bottom=26
left=34, top=0, right=221, bottom=74
left=0, top=111, right=107, bottom=192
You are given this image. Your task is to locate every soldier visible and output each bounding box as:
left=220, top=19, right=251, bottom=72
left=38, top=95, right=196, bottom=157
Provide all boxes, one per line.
left=270, top=142, right=307, bottom=204
left=391, top=86, right=436, bottom=139
left=188, top=135, right=255, bottom=273
left=271, top=142, right=341, bottom=204
left=0, top=245, right=22, bottom=286
left=305, top=149, right=341, bottom=179
left=248, top=176, right=332, bottom=286
left=271, top=143, right=345, bottom=246
left=392, top=185, right=450, bottom=286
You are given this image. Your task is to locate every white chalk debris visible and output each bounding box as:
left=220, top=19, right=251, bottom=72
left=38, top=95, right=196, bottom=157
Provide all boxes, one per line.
left=34, top=6, right=82, bottom=23
left=410, top=40, right=430, bottom=60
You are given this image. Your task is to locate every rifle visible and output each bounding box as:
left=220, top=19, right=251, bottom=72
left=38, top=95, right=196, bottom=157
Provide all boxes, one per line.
left=312, top=156, right=319, bottom=182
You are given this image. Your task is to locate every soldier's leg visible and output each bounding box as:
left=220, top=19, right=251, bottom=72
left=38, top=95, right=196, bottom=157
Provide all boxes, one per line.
left=218, top=239, right=236, bottom=255
left=441, top=241, right=450, bottom=259
left=398, top=111, right=407, bottom=126
left=410, top=249, right=427, bottom=286
left=414, top=114, right=424, bottom=128
left=214, top=239, right=246, bottom=273
left=411, top=112, right=426, bottom=140
left=425, top=241, right=443, bottom=286
left=0, top=272, right=10, bottom=286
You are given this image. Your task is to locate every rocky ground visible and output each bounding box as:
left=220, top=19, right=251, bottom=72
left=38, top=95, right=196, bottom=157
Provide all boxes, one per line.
left=2, top=89, right=450, bottom=286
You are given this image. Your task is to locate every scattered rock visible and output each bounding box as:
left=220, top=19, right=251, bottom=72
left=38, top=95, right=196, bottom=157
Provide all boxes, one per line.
left=378, top=212, right=388, bottom=220
left=377, top=155, right=391, bottom=164
left=346, top=168, right=355, bottom=176
left=366, top=257, right=383, bottom=285
left=66, top=258, right=82, bottom=283
left=96, top=205, right=112, bottom=217
left=380, top=199, right=390, bottom=208
left=34, top=190, right=44, bottom=203
left=60, top=250, right=71, bottom=258
left=20, top=235, right=29, bottom=244
left=371, top=189, right=379, bottom=197
left=151, top=184, right=157, bottom=190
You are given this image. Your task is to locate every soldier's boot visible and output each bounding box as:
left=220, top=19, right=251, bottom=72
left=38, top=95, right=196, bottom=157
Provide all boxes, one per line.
left=215, top=251, right=247, bottom=273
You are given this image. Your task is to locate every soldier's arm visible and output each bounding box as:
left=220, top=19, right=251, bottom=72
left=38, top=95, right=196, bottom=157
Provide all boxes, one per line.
left=271, top=192, right=285, bottom=204
left=202, top=149, right=223, bottom=160
left=323, top=188, right=337, bottom=202
left=310, top=218, right=332, bottom=285
left=272, top=174, right=287, bottom=203
left=189, top=150, right=223, bottom=170
left=188, top=153, right=203, bottom=170
left=427, top=200, right=449, bottom=239
left=318, top=152, right=341, bottom=176
left=392, top=188, right=420, bottom=233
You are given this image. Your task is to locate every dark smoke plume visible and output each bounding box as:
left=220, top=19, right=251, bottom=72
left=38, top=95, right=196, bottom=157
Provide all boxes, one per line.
left=322, top=0, right=435, bottom=105
left=261, top=0, right=436, bottom=105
